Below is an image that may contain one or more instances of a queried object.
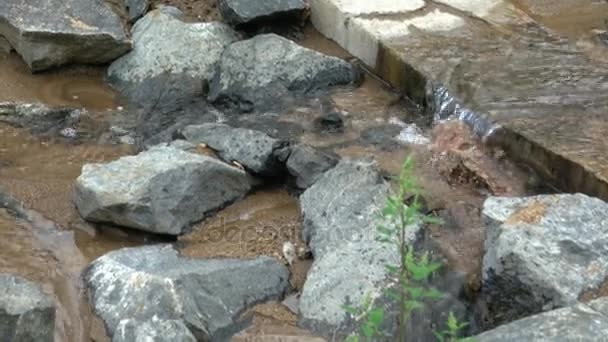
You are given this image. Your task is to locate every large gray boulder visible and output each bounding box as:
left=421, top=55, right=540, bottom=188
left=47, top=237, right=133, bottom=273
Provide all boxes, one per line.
left=85, top=245, right=290, bottom=341
left=0, top=274, right=55, bottom=342
left=0, top=0, right=131, bottom=71
left=474, top=298, right=608, bottom=341
left=208, top=34, right=359, bottom=112
left=298, top=158, right=420, bottom=336
left=285, top=144, right=339, bottom=189
left=180, top=123, right=284, bottom=176
left=113, top=318, right=196, bottom=342
left=74, top=145, right=252, bottom=235
left=218, top=0, right=307, bottom=27
left=482, top=194, right=608, bottom=324
left=107, top=7, right=240, bottom=111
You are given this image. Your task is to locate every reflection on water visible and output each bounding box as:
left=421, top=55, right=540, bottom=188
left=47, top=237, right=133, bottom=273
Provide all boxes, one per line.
left=0, top=52, right=118, bottom=111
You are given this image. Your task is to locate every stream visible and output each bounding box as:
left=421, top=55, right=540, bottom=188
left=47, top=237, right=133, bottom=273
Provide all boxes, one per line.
left=0, top=2, right=583, bottom=339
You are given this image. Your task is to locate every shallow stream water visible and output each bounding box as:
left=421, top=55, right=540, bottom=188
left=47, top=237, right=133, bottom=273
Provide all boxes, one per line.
left=0, top=20, right=545, bottom=341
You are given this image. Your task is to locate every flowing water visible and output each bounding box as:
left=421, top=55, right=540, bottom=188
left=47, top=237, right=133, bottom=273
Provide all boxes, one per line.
left=0, top=19, right=546, bottom=341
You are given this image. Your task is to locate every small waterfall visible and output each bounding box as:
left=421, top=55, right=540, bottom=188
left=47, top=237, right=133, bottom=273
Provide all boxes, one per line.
left=427, top=81, right=502, bottom=140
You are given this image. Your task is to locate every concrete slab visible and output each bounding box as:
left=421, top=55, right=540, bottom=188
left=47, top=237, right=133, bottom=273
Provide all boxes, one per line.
left=310, top=0, right=608, bottom=199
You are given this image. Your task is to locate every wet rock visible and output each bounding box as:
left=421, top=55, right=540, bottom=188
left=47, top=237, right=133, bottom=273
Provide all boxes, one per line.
left=298, top=158, right=420, bottom=336
left=85, top=245, right=290, bottom=341
left=179, top=123, right=285, bottom=176
left=0, top=274, right=55, bottom=342
left=125, top=0, right=150, bottom=22
left=107, top=7, right=240, bottom=111
left=208, top=34, right=359, bottom=112
left=482, top=194, right=608, bottom=324
left=135, top=100, right=224, bottom=148
left=218, top=0, right=307, bottom=27
left=313, top=112, right=345, bottom=133
left=286, top=144, right=339, bottom=189
left=74, top=145, right=252, bottom=235
left=0, top=0, right=130, bottom=72
left=359, top=124, right=402, bottom=149
left=113, top=318, right=196, bottom=342
left=474, top=298, right=608, bottom=341
left=0, top=102, right=82, bottom=136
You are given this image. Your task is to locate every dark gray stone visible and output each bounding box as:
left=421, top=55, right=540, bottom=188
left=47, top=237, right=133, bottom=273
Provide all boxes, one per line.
left=482, top=194, right=608, bottom=324
left=286, top=144, right=339, bottom=189
left=107, top=7, right=240, bottom=111
left=208, top=34, right=359, bottom=112
left=298, top=158, right=420, bottom=336
left=74, top=145, right=252, bottom=235
left=125, top=0, right=150, bottom=22
left=113, top=318, right=196, bottom=342
left=0, top=274, right=55, bottom=342
left=0, top=102, right=82, bottom=137
left=85, top=245, right=290, bottom=341
left=474, top=298, right=608, bottom=342
left=0, top=0, right=130, bottom=71
left=218, top=0, right=307, bottom=27
left=179, top=123, right=284, bottom=176
left=313, top=112, right=345, bottom=133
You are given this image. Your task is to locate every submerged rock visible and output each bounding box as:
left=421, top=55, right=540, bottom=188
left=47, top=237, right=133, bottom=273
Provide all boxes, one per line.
left=286, top=144, right=339, bottom=189
left=107, top=7, right=240, bottom=111
left=474, top=298, right=608, bottom=341
left=482, top=194, right=608, bottom=324
left=85, top=245, right=290, bottom=341
left=298, top=158, right=420, bottom=336
left=0, top=274, right=55, bottom=342
left=179, top=123, right=284, bottom=176
left=218, top=0, right=307, bottom=27
left=208, top=34, right=359, bottom=112
left=74, top=145, right=252, bottom=235
left=0, top=102, right=82, bottom=137
left=0, top=0, right=130, bottom=71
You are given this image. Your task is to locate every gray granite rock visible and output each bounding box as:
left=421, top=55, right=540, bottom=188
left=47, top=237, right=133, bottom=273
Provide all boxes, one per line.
left=286, top=144, right=339, bottom=189
left=482, top=194, right=608, bottom=324
left=107, top=7, right=240, bottom=111
left=298, top=158, right=420, bottom=336
left=125, top=0, right=150, bottom=22
left=0, top=0, right=131, bottom=71
left=208, top=34, right=359, bottom=112
left=180, top=123, right=284, bottom=176
left=113, top=318, right=196, bottom=342
left=474, top=298, right=608, bottom=342
left=85, top=245, right=290, bottom=341
left=74, top=145, right=252, bottom=235
left=218, top=0, right=307, bottom=27
left=0, top=274, right=55, bottom=342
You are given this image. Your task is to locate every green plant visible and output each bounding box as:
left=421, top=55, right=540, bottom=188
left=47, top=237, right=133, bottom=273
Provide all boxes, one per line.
left=343, top=157, right=472, bottom=342
left=434, top=312, right=473, bottom=342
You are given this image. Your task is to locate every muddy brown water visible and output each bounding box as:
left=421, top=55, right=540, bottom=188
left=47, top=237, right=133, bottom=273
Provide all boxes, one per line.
left=0, top=20, right=539, bottom=341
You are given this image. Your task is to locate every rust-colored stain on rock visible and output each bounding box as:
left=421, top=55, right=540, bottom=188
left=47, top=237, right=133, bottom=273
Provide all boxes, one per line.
left=505, top=201, right=547, bottom=225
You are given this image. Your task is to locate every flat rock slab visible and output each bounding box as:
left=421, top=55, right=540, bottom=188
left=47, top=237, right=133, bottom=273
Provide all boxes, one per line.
left=0, top=274, right=55, bottom=342
left=180, top=123, right=283, bottom=176
left=85, top=245, right=290, bottom=341
left=482, top=194, right=608, bottom=323
left=74, top=145, right=252, bottom=235
left=0, top=0, right=131, bottom=71
left=310, top=0, right=608, bottom=201
left=298, top=158, right=420, bottom=337
left=208, top=33, right=359, bottom=112
left=107, top=7, right=240, bottom=111
left=474, top=297, right=608, bottom=341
